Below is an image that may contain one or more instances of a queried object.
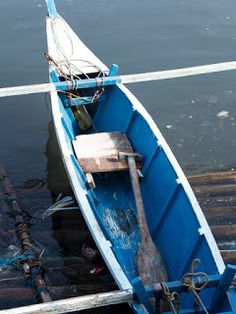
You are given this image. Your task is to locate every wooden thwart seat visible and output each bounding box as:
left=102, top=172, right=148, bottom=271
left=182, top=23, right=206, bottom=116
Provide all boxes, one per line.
left=72, top=131, right=141, bottom=174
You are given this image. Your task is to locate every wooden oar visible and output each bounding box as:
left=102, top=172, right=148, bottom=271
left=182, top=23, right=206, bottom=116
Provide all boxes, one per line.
left=119, top=152, right=168, bottom=285
left=1, top=60, right=236, bottom=98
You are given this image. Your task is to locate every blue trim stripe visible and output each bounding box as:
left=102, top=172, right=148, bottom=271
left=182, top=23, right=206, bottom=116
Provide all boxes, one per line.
left=45, top=0, right=58, bottom=17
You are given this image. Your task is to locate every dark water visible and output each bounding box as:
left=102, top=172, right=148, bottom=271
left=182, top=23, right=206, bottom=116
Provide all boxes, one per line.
left=0, top=0, right=236, bottom=311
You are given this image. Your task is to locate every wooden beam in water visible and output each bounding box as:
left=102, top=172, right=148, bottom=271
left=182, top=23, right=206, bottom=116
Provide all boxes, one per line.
left=192, top=184, right=236, bottom=197
left=188, top=170, right=236, bottom=264
left=211, top=225, right=236, bottom=240
left=188, top=171, right=236, bottom=185
left=221, top=250, right=236, bottom=260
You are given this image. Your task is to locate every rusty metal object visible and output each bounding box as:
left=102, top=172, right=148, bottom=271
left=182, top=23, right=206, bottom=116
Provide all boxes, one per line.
left=0, top=165, right=52, bottom=303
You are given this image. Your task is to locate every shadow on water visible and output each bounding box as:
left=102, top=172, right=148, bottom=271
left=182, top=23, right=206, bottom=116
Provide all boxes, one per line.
left=45, top=121, right=133, bottom=313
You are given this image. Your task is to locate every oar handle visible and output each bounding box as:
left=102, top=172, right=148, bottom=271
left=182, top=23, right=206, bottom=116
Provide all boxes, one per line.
left=127, top=156, right=150, bottom=238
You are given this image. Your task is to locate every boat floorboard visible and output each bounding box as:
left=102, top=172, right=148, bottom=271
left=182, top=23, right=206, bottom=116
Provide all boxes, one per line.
left=188, top=171, right=236, bottom=265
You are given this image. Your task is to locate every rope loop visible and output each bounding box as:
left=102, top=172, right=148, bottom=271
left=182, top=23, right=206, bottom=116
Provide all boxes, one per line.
left=0, top=250, right=35, bottom=269
left=160, top=282, right=180, bottom=314
left=182, top=259, right=209, bottom=313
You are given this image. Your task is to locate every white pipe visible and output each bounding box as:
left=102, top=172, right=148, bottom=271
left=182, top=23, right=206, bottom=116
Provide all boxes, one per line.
left=120, top=60, right=236, bottom=84
left=1, top=60, right=236, bottom=98
left=0, top=289, right=133, bottom=314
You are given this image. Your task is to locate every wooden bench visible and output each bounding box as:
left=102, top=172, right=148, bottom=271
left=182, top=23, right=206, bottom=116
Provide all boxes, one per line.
left=72, top=131, right=141, bottom=188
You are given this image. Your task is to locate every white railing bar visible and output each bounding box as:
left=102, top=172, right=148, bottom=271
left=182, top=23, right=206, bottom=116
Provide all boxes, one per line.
left=1, top=60, right=236, bottom=98
left=0, top=289, right=133, bottom=314
left=120, top=60, right=236, bottom=84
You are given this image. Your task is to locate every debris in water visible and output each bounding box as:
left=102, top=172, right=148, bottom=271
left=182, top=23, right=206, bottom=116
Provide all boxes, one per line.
left=165, top=125, right=173, bottom=129
left=217, top=111, right=229, bottom=118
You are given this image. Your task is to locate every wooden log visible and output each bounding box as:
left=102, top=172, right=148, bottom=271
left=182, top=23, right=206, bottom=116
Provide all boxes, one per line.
left=0, top=289, right=133, bottom=314
left=197, top=195, right=236, bottom=209
left=202, top=206, right=236, bottom=225
left=211, top=225, right=236, bottom=240
left=192, top=184, right=236, bottom=197
left=220, top=250, right=236, bottom=260
left=188, top=171, right=236, bottom=185
left=188, top=170, right=236, bottom=265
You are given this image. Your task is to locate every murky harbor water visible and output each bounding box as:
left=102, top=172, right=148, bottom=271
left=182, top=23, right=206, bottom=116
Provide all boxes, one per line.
left=0, top=0, right=236, bottom=311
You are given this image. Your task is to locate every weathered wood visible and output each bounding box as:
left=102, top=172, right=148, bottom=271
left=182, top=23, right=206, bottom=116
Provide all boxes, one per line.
left=73, top=132, right=134, bottom=173
left=196, top=195, right=236, bottom=209
left=192, top=184, right=236, bottom=197
left=203, top=206, right=236, bottom=225
left=2, top=61, right=236, bottom=97
left=211, top=225, right=236, bottom=240
left=0, top=288, right=34, bottom=298
left=127, top=155, right=168, bottom=285
left=0, top=289, right=133, bottom=314
left=188, top=170, right=236, bottom=265
left=85, top=173, right=96, bottom=189
left=220, top=250, right=236, bottom=260
left=188, top=171, right=236, bottom=185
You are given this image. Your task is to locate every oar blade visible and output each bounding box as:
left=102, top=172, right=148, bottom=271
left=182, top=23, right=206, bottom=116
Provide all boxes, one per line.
left=137, top=236, right=168, bottom=286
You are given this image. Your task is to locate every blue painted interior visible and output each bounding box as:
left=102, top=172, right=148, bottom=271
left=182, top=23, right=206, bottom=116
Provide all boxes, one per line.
left=48, top=62, right=236, bottom=313
left=52, top=80, right=236, bottom=312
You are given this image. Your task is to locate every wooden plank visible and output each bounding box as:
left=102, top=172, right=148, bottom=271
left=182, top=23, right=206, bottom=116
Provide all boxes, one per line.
left=196, top=195, right=236, bottom=209
left=0, top=289, right=133, bottom=314
left=192, top=184, right=236, bottom=197
left=188, top=170, right=236, bottom=266
left=211, top=225, right=236, bottom=240
left=73, top=132, right=135, bottom=173
left=203, top=206, right=236, bottom=225
left=188, top=171, right=236, bottom=185
left=2, top=61, right=236, bottom=97
left=220, top=250, right=236, bottom=260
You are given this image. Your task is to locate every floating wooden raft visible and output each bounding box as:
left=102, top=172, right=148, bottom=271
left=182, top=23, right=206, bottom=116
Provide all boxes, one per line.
left=188, top=171, right=236, bottom=265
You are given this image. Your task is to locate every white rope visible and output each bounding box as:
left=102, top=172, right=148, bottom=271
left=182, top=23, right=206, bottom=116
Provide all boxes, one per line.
left=50, top=17, right=104, bottom=80
left=1, top=61, right=236, bottom=98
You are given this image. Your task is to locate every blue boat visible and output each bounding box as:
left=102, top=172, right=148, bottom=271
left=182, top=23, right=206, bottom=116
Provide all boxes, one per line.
left=44, top=0, right=236, bottom=313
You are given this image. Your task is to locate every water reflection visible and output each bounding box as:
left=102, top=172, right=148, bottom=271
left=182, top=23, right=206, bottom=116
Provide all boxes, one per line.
left=45, top=121, right=131, bottom=313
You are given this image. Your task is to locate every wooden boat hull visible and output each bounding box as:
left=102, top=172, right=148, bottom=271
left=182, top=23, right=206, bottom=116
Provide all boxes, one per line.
left=45, top=2, right=236, bottom=313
